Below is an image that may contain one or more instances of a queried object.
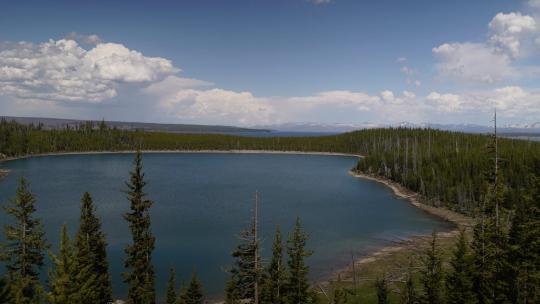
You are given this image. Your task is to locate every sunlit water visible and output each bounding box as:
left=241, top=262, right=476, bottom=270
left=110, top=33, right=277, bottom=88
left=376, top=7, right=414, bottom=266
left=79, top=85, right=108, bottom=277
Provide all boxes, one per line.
left=0, top=153, right=452, bottom=299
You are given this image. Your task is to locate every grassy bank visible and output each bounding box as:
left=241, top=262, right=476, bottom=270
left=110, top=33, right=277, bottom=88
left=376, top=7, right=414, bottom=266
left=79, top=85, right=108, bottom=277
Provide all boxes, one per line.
left=317, top=171, right=475, bottom=303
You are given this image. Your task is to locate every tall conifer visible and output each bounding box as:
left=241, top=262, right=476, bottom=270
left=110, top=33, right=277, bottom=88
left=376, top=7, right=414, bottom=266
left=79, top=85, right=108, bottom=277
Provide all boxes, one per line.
left=75, top=192, right=112, bottom=304
left=261, top=226, right=286, bottom=304
left=183, top=272, right=204, bottom=304
left=420, top=231, right=444, bottom=304
left=285, top=217, right=313, bottom=304
left=1, top=177, right=48, bottom=304
left=446, top=229, right=476, bottom=304
left=165, top=267, right=177, bottom=304
left=123, top=151, right=156, bottom=304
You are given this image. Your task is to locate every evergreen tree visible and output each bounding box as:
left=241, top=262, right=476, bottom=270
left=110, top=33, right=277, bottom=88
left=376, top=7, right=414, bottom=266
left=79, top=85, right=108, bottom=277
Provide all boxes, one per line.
left=420, top=231, right=444, bottom=304
left=224, top=278, right=241, bottom=304
left=75, top=192, right=112, bottom=304
left=333, top=286, right=347, bottom=304
left=261, top=226, right=286, bottom=304
left=183, top=272, right=204, bottom=304
left=230, top=192, right=261, bottom=302
left=446, top=229, right=476, bottom=304
left=375, top=277, right=389, bottom=304
left=506, top=175, right=540, bottom=303
left=285, top=217, right=313, bottom=304
left=401, top=264, right=418, bottom=304
left=0, top=277, right=12, bottom=304
left=166, top=267, right=177, bottom=304
left=123, top=151, right=156, bottom=304
left=48, top=225, right=80, bottom=304
left=1, top=177, right=48, bottom=304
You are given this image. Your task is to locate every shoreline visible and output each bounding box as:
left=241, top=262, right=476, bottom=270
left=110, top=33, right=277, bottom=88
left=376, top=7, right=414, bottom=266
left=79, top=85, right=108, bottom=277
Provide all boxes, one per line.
left=0, top=149, right=363, bottom=165
left=321, top=171, right=474, bottom=286
left=0, top=149, right=472, bottom=292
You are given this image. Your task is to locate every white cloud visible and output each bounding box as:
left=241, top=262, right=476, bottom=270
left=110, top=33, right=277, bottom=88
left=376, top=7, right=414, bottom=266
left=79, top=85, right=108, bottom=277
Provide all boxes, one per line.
left=287, top=90, right=381, bottom=111
left=157, top=88, right=275, bottom=125
left=488, top=12, right=536, bottom=58
left=0, top=39, right=176, bottom=102
left=433, top=8, right=540, bottom=84
left=432, top=42, right=516, bottom=83
left=426, top=92, right=465, bottom=113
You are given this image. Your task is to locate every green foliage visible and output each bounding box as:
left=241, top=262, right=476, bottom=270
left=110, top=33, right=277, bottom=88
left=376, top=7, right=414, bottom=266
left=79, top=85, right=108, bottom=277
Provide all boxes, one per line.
left=182, top=272, right=204, bottom=304
left=224, top=278, right=241, bottom=304
left=261, top=226, right=286, bottom=304
left=1, top=177, right=48, bottom=304
left=48, top=225, right=98, bottom=304
left=285, top=217, right=313, bottom=304
left=505, top=174, right=540, bottom=303
left=375, top=277, right=389, bottom=304
left=446, top=230, right=476, bottom=304
left=122, top=151, right=156, bottom=304
left=420, top=231, right=444, bottom=304
left=74, top=192, right=112, bottom=304
left=230, top=198, right=261, bottom=302
left=400, top=264, right=418, bottom=304
left=165, top=268, right=177, bottom=304
left=333, top=286, right=347, bottom=304
left=0, top=277, right=12, bottom=304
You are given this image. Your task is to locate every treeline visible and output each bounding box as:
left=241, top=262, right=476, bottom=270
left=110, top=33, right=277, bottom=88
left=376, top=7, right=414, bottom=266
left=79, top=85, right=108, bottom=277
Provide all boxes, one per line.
left=2, top=119, right=540, bottom=216
left=331, top=133, right=540, bottom=304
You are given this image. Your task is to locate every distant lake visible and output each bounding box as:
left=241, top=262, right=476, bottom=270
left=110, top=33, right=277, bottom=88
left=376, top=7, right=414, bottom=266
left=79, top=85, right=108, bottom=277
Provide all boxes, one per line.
left=0, top=153, right=452, bottom=300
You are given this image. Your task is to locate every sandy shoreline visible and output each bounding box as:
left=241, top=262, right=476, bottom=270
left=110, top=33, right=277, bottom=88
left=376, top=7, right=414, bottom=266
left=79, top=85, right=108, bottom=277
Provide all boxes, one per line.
left=322, top=171, right=474, bottom=285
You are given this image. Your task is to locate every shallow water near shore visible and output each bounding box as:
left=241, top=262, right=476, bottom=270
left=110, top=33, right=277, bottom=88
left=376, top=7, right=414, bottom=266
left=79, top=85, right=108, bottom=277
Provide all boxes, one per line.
left=0, top=152, right=452, bottom=299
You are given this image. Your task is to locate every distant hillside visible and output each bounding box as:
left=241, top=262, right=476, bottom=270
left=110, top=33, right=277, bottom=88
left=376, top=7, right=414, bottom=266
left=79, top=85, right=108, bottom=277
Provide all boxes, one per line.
left=0, top=116, right=270, bottom=134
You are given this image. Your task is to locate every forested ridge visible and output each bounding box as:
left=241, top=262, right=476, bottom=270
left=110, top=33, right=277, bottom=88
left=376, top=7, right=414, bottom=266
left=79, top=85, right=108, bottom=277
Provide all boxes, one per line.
left=1, top=119, right=539, bottom=215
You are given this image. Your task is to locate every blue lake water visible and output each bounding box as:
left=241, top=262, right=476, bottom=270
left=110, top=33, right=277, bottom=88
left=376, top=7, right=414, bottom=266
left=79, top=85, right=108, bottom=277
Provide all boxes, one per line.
left=0, top=153, right=452, bottom=299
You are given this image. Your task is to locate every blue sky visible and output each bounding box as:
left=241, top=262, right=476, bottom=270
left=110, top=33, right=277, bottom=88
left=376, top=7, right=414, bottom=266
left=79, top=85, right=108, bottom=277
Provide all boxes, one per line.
left=1, top=0, right=539, bottom=126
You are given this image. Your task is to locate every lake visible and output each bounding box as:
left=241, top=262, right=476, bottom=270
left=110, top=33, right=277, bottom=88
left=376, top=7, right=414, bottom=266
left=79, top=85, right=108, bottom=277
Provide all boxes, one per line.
left=0, top=152, right=452, bottom=299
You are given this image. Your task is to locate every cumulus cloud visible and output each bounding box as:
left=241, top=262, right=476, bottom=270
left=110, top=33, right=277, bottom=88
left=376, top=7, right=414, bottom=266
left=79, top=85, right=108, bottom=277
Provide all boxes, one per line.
left=488, top=12, right=536, bottom=58
left=0, top=39, right=177, bottom=102
left=433, top=9, right=540, bottom=84
left=432, top=42, right=517, bottom=83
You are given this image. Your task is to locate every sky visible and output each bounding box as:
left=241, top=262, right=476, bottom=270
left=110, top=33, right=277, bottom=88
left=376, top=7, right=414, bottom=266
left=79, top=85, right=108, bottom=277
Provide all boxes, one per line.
left=1, top=0, right=540, bottom=127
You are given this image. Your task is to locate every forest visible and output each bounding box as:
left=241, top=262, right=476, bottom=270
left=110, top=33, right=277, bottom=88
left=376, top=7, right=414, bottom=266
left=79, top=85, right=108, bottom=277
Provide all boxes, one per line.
left=0, top=118, right=539, bottom=303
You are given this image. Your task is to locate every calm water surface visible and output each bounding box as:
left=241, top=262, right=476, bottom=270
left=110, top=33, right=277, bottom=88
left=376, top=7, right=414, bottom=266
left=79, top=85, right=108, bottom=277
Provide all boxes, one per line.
left=0, top=153, right=452, bottom=299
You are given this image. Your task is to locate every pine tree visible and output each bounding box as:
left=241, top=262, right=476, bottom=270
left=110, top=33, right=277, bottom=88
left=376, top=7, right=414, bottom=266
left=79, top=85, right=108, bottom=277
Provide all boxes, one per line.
left=400, top=264, right=418, bottom=304
left=123, top=151, right=156, bottom=304
left=48, top=225, right=80, bottom=304
left=261, top=226, right=286, bottom=304
left=166, top=268, right=177, bottom=304
left=75, top=192, right=112, bottom=304
left=375, top=277, right=389, bottom=304
left=230, top=192, right=262, bottom=302
left=285, top=217, right=313, bottom=304
left=333, top=286, right=347, bottom=304
left=0, top=277, right=12, bottom=304
left=506, top=175, right=540, bottom=303
left=446, top=229, right=476, bottom=304
left=184, top=272, right=204, bottom=304
left=224, top=278, right=241, bottom=304
left=1, top=177, right=48, bottom=304
left=420, top=231, right=444, bottom=304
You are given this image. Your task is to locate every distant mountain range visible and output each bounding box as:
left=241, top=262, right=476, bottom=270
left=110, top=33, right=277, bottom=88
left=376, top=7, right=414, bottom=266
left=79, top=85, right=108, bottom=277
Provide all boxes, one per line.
left=258, top=122, right=540, bottom=134
left=0, top=116, right=269, bottom=134
left=2, top=116, right=539, bottom=136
